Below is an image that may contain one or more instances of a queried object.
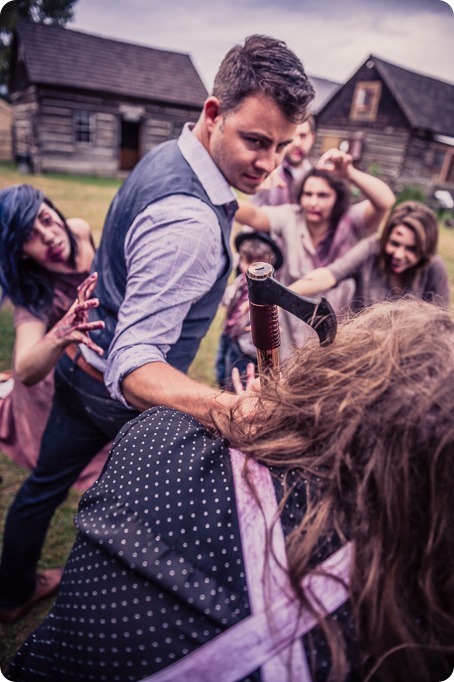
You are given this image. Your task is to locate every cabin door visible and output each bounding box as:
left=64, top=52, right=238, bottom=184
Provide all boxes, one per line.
left=120, top=119, right=141, bottom=171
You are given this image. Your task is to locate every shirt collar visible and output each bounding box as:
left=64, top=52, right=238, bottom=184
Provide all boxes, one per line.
left=178, top=123, right=237, bottom=209
left=282, top=160, right=298, bottom=179
left=282, top=159, right=310, bottom=181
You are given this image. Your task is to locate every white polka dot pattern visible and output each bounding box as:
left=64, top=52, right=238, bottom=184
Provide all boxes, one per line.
left=7, top=407, right=355, bottom=681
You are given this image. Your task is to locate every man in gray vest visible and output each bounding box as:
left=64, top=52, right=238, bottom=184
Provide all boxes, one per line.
left=0, top=34, right=314, bottom=624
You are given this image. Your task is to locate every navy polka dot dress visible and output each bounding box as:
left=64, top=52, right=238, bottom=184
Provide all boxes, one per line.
left=7, top=407, right=355, bottom=681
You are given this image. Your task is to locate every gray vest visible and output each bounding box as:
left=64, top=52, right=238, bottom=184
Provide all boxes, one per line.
left=91, top=139, right=234, bottom=372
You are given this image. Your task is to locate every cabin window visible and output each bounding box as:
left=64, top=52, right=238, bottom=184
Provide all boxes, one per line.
left=426, top=149, right=446, bottom=175
left=350, top=81, right=382, bottom=121
left=442, top=151, right=454, bottom=184
left=74, top=111, right=94, bottom=143
left=426, top=147, right=454, bottom=183
left=340, top=133, right=364, bottom=161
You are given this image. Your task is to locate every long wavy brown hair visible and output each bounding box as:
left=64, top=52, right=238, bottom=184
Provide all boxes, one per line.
left=222, top=298, right=454, bottom=680
left=379, top=201, right=439, bottom=289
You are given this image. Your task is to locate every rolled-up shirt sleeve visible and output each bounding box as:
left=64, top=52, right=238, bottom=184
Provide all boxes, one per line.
left=104, top=194, right=225, bottom=404
left=262, top=205, right=297, bottom=240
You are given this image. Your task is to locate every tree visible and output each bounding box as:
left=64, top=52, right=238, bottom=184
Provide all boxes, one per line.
left=0, top=0, right=79, bottom=97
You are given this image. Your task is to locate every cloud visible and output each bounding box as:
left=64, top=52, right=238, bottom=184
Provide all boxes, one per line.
left=72, top=0, right=454, bottom=88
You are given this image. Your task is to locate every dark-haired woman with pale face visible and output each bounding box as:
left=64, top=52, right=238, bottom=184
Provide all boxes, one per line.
left=235, top=148, right=396, bottom=352
left=0, top=184, right=108, bottom=493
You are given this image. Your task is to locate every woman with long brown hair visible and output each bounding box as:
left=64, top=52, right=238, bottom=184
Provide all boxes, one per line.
left=289, top=200, right=449, bottom=310
left=5, top=298, right=454, bottom=681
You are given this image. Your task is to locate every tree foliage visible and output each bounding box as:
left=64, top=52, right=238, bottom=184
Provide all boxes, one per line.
left=0, top=0, right=79, bottom=96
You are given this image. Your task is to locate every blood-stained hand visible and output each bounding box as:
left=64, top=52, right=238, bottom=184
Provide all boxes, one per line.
left=47, top=272, right=105, bottom=355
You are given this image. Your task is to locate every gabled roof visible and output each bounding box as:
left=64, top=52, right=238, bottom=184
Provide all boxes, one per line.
left=14, top=20, right=208, bottom=108
left=308, top=76, right=340, bottom=114
left=361, top=55, right=453, bottom=136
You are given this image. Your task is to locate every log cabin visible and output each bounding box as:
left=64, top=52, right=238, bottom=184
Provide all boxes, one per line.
left=313, top=54, right=454, bottom=198
left=9, top=20, right=208, bottom=175
left=0, top=98, right=12, bottom=161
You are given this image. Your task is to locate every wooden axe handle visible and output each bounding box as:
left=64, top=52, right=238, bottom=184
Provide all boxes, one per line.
left=247, top=263, right=281, bottom=378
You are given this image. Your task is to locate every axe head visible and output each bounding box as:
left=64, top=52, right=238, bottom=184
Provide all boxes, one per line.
left=247, top=262, right=337, bottom=346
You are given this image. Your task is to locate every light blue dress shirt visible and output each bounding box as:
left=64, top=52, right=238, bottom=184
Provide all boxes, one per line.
left=83, top=123, right=237, bottom=406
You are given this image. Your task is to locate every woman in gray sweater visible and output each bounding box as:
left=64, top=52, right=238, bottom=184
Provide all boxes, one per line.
left=290, top=201, right=450, bottom=311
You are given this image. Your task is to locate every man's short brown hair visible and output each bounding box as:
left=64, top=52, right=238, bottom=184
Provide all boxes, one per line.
left=213, top=35, right=314, bottom=124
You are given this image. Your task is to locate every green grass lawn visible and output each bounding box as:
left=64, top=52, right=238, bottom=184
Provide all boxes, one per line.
left=0, top=163, right=225, bottom=669
left=0, top=162, right=453, bottom=669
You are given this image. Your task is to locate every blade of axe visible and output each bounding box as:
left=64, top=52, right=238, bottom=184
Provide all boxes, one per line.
left=247, top=263, right=337, bottom=348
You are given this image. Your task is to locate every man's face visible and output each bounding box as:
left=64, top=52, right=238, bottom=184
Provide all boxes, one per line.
left=206, top=94, right=297, bottom=194
left=284, top=120, right=315, bottom=168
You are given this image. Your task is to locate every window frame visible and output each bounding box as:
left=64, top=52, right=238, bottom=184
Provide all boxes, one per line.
left=73, top=110, right=95, bottom=145
left=350, top=81, right=382, bottom=122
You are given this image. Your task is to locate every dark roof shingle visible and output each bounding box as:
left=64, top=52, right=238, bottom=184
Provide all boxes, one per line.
left=371, top=55, right=454, bottom=136
left=16, top=20, right=208, bottom=107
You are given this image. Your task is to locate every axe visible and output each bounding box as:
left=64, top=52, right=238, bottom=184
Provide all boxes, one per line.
left=247, top=262, right=337, bottom=377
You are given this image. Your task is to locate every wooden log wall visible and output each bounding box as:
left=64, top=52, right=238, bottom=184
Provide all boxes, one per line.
left=11, top=86, right=201, bottom=176
left=313, top=125, right=410, bottom=187
left=0, top=100, right=12, bottom=161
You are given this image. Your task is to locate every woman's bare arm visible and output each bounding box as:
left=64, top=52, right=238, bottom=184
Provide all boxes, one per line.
left=317, top=148, right=395, bottom=233
left=14, top=273, right=104, bottom=385
left=289, top=267, right=337, bottom=297
left=235, top=200, right=271, bottom=232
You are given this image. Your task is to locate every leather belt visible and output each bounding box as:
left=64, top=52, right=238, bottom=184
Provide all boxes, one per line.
left=65, top=344, right=104, bottom=383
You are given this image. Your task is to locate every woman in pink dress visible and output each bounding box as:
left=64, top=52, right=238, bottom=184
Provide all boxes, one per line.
left=0, top=184, right=109, bottom=492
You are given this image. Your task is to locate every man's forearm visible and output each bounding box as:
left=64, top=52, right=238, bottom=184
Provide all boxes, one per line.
left=121, top=361, right=236, bottom=428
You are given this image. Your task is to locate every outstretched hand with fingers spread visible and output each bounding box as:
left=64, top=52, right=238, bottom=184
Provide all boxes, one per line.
left=47, top=272, right=105, bottom=356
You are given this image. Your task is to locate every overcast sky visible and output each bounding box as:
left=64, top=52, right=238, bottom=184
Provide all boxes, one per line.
left=0, top=0, right=452, bottom=88
left=67, top=0, right=453, bottom=90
